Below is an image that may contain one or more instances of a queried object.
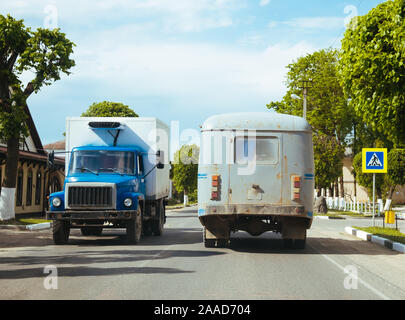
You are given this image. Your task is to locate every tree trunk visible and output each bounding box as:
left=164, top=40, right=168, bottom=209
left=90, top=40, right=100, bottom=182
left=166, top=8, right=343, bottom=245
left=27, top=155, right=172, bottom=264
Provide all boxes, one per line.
left=339, top=176, right=344, bottom=199
left=334, top=180, right=339, bottom=198
left=183, top=190, right=188, bottom=207
left=0, top=136, right=19, bottom=220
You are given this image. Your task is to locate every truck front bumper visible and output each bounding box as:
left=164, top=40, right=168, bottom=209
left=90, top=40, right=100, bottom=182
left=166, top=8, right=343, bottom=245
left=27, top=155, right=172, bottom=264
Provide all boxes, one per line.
left=46, top=210, right=138, bottom=221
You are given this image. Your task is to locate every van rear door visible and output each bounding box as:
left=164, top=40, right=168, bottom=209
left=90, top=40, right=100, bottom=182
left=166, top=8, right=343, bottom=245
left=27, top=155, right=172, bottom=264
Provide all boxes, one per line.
left=228, top=133, right=282, bottom=205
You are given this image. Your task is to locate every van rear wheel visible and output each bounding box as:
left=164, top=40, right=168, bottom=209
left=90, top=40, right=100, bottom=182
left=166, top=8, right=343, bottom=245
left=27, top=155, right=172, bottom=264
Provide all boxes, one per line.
left=283, top=238, right=306, bottom=250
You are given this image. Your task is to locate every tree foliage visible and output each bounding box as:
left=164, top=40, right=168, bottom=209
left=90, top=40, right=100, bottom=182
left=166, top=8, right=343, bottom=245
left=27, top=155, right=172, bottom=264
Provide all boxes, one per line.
left=171, top=145, right=199, bottom=196
left=0, top=14, right=75, bottom=142
left=313, top=133, right=345, bottom=189
left=385, top=149, right=405, bottom=198
left=267, top=49, right=352, bottom=190
left=81, top=101, right=138, bottom=117
left=339, top=0, right=405, bottom=147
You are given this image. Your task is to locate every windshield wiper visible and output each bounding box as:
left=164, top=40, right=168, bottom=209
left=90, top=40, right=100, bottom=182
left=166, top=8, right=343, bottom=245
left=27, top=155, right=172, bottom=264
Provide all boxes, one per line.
left=99, top=168, right=126, bottom=175
left=79, top=167, right=99, bottom=175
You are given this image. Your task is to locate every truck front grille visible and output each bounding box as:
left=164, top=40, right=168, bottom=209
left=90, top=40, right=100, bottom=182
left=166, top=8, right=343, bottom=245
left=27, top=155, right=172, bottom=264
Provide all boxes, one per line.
left=67, top=186, right=113, bottom=208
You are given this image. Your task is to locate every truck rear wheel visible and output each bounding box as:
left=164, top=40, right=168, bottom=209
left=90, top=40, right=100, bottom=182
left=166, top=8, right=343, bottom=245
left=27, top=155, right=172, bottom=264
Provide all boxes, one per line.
left=152, top=200, right=165, bottom=236
left=52, top=221, right=70, bottom=245
left=126, top=208, right=142, bottom=244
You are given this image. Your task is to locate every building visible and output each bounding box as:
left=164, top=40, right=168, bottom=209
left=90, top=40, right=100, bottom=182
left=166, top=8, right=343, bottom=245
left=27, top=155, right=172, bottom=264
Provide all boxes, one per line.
left=0, top=105, right=65, bottom=215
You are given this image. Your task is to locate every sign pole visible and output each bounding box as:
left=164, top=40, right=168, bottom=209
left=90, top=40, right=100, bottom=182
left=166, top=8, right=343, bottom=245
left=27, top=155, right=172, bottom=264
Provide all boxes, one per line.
left=372, top=173, right=375, bottom=227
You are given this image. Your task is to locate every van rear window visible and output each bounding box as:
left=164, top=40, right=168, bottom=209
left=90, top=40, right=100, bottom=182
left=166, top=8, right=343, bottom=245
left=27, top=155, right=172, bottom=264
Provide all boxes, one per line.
left=235, top=137, right=279, bottom=165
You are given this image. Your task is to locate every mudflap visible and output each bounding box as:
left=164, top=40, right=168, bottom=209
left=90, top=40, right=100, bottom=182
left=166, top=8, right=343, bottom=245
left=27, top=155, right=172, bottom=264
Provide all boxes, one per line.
left=280, top=217, right=308, bottom=240
left=199, top=215, right=231, bottom=240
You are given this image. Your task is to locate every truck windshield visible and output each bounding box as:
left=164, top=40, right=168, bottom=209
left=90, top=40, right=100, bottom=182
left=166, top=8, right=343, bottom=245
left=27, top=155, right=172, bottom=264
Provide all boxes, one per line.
left=69, top=150, right=135, bottom=175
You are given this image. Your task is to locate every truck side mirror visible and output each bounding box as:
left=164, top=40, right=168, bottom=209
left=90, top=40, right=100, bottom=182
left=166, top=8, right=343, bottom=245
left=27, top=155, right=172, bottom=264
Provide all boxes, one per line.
left=47, top=151, right=55, bottom=169
left=156, top=150, right=164, bottom=169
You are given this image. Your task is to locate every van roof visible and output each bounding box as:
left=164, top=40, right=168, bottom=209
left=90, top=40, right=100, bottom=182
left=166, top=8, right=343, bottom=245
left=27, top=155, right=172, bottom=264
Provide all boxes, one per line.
left=201, top=112, right=312, bottom=132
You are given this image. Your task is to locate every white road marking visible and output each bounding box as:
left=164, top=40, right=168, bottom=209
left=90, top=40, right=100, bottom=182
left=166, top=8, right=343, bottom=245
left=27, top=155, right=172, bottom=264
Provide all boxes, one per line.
left=309, top=244, right=391, bottom=300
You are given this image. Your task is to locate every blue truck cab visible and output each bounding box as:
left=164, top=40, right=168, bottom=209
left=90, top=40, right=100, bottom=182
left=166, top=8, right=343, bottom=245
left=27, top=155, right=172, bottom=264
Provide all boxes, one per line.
left=46, top=117, right=170, bottom=245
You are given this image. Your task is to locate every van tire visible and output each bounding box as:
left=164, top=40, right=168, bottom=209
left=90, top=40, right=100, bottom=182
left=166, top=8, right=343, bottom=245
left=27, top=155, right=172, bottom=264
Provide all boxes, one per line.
left=203, top=227, right=216, bottom=248
left=294, top=239, right=306, bottom=250
left=52, top=221, right=70, bottom=245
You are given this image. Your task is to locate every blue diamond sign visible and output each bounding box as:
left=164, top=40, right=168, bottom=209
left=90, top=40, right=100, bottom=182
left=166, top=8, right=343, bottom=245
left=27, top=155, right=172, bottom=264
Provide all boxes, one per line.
left=362, top=148, right=387, bottom=173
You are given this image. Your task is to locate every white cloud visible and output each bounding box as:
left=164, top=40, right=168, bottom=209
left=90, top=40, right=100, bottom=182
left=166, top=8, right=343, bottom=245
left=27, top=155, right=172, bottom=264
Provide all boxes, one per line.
left=0, top=0, right=244, bottom=33
left=71, top=34, right=317, bottom=111
left=259, top=0, right=270, bottom=6
left=282, top=16, right=345, bottom=29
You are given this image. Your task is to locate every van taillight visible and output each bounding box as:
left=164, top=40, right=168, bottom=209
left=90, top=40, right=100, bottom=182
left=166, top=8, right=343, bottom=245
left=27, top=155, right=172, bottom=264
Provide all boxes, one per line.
left=211, top=175, right=221, bottom=200
left=291, top=175, right=301, bottom=201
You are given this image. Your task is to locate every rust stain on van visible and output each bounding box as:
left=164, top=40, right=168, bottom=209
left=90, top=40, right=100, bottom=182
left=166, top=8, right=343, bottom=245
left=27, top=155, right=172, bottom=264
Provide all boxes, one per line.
left=284, top=155, right=288, bottom=176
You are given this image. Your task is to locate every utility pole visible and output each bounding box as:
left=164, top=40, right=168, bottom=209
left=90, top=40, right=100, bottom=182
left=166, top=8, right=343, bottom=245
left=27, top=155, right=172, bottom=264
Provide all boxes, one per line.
left=299, top=80, right=312, bottom=119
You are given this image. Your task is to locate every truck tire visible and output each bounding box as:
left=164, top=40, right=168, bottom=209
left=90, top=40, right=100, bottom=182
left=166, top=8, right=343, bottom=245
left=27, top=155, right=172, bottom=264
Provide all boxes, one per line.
left=52, top=220, right=70, bottom=245
left=126, top=208, right=142, bottom=244
left=142, top=221, right=153, bottom=236
left=81, top=227, right=103, bottom=236
left=152, top=200, right=164, bottom=236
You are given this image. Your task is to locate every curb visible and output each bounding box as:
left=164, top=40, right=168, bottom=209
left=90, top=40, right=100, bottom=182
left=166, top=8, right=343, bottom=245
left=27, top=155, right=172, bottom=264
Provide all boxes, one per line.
left=315, top=216, right=345, bottom=220
left=345, top=227, right=405, bottom=254
left=0, top=222, right=51, bottom=231
left=25, top=222, right=51, bottom=231
left=0, top=225, right=27, bottom=231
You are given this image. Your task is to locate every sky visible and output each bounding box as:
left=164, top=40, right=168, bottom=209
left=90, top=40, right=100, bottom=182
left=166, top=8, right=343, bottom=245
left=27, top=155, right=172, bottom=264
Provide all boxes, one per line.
left=1, top=0, right=386, bottom=147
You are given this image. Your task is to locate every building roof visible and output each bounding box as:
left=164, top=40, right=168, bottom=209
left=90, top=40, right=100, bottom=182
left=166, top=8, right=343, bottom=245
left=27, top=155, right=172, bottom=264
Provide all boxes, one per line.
left=201, top=112, right=312, bottom=132
left=24, top=104, right=45, bottom=155
left=0, top=146, right=64, bottom=167
left=44, top=140, right=66, bottom=150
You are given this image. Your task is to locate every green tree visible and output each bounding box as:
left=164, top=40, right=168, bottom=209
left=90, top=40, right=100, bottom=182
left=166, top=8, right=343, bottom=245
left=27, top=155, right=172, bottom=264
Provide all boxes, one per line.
left=385, top=149, right=405, bottom=199
left=339, top=0, right=405, bottom=147
left=313, top=133, right=345, bottom=192
left=267, top=49, right=352, bottom=194
left=171, top=144, right=199, bottom=205
left=81, top=101, right=138, bottom=117
left=0, top=14, right=75, bottom=220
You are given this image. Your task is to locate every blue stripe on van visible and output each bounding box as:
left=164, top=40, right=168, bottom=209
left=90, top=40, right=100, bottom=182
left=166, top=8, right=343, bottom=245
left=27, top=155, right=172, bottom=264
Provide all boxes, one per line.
left=304, top=174, right=314, bottom=177
left=198, top=173, right=208, bottom=180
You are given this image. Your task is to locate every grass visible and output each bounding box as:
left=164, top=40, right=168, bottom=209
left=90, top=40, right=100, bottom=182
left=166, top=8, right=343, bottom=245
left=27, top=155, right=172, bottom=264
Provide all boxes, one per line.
left=353, top=226, right=405, bottom=245
left=316, top=209, right=373, bottom=218
left=0, top=218, right=51, bottom=226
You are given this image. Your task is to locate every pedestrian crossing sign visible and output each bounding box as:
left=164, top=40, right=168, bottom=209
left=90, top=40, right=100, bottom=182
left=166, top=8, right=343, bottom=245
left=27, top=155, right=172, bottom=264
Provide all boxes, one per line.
left=362, top=148, right=387, bottom=173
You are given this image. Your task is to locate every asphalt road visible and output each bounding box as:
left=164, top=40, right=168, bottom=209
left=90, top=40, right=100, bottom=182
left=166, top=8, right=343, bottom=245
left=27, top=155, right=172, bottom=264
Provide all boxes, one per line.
left=1, top=207, right=405, bottom=300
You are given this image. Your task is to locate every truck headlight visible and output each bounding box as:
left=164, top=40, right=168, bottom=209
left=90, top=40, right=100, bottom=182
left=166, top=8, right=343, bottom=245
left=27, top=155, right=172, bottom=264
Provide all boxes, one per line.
left=52, top=197, right=62, bottom=207
left=124, top=198, right=132, bottom=207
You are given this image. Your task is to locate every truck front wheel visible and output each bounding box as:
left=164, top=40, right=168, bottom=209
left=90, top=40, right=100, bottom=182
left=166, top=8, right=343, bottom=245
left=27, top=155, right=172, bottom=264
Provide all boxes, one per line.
left=126, top=208, right=142, bottom=244
left=52, top=220, right=70, bottom=245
